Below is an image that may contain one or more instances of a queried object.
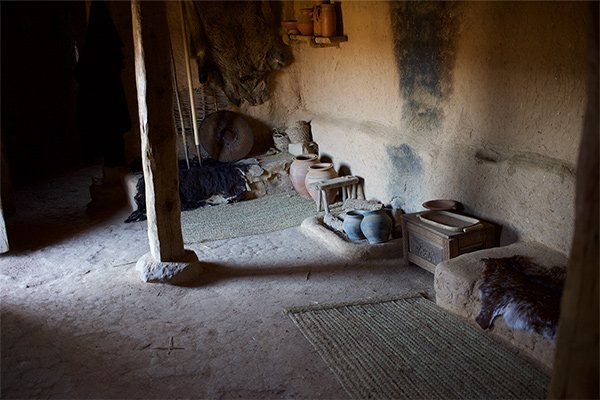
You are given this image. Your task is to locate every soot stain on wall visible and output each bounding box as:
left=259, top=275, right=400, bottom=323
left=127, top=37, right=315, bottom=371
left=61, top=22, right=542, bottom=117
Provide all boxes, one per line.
left=385, top=144, right=423, bottom=211
left=391, top=2, right=460, bottom=128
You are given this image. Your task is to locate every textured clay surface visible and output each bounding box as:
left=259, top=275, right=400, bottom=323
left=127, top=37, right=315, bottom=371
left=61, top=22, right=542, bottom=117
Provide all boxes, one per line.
left=1, top=166, right=434, bottom=399
left=434, top=241, right=568, bottom=371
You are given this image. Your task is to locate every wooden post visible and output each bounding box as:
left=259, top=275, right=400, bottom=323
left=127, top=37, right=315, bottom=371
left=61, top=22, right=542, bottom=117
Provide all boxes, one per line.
left=131, top=0, right=200, bottom=283
left=549, top=4, right=598, bottom=397
left=0, top=198, right=8, bottom=254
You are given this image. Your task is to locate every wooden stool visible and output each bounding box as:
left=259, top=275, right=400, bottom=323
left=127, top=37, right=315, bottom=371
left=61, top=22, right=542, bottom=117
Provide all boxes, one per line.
left=308, top=175, right=364, bottom=214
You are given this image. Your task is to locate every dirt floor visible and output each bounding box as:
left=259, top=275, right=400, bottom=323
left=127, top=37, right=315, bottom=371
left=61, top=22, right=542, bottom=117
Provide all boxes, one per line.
left=1, top=166, right=434, bottom=399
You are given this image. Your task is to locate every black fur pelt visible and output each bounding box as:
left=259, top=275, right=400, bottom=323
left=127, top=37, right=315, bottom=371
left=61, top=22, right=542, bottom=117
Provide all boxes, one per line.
left=476, top=255, right=566, bottom=340
left=125, top=160, right=249, bottom=223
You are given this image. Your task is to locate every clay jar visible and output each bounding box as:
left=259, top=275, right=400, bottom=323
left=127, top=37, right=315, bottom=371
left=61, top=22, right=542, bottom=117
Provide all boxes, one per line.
left=360, top=209, right=392, bottom=244
left=343, top=210, right=366, bottom=241
left=313, top=4, right=322, bottom=36
left=297, top=8, right=314, bottom=36
left=305, top=162, right=338, bottom=204
left=289, top=154, right=319, bottom=199
left=319, top=4, right=337, bottom=37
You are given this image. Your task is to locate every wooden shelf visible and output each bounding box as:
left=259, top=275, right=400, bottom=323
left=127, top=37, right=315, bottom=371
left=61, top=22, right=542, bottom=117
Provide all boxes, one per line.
left=287, top=34, right=348, bottom=48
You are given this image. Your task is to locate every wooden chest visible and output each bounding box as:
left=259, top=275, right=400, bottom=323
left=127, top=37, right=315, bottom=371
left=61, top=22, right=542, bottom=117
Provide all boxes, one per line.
left=401, top=212, right=496, bottom=273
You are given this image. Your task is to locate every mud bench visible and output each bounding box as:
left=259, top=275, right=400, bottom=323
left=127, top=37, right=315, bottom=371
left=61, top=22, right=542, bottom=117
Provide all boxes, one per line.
left=434, top=241, right=568, bottom=371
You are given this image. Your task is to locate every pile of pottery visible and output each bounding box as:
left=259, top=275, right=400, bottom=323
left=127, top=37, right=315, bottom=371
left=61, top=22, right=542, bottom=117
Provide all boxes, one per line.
left=289, top=153, right=338, bottom=204
left=280, top=1, right=338, bottom=38
left=342, top=209, right=393, bottom=244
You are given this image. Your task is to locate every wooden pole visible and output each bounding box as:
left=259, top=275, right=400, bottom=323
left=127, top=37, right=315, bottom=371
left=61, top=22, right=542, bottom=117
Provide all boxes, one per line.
left=170, top=44, right=190, bottom=169
left=179, top=1, right=202, bottom=164
left=131, top=0, right=185, bottom=262
left=548, top=3, right=599, bottom=397
left=130, top=0, right=200, bottom=284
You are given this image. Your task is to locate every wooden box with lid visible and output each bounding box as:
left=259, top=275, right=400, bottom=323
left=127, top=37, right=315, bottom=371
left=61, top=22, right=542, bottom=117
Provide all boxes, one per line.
left=401, top=211, right=497, bottom=273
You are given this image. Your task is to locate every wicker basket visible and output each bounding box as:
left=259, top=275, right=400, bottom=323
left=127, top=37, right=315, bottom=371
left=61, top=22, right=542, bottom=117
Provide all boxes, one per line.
left=286, top=121, right=311, bottom=144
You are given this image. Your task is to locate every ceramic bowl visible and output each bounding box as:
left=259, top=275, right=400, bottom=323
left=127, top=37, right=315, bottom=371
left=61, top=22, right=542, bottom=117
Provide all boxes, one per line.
left=422, top=199, right=463, bottom=211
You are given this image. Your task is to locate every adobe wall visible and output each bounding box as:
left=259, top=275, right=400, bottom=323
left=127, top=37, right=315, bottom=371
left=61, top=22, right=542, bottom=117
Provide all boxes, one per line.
left=243, top=1, right=590, bottom=254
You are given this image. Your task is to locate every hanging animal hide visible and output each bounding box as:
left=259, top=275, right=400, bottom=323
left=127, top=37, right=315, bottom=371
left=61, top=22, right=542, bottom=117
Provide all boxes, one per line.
left=184, top=1, right=287, bottom=106
left=476, top=255, right=566, bottom=340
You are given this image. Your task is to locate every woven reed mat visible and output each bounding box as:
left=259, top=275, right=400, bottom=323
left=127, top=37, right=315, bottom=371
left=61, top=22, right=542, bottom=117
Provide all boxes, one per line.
left=181, top=192, right=321, bottom=243
left=288, top=296, right=549, bottom=399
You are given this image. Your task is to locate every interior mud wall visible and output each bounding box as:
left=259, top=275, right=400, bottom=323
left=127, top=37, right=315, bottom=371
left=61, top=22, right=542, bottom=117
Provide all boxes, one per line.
left=243, top=1, right=590, bottom=254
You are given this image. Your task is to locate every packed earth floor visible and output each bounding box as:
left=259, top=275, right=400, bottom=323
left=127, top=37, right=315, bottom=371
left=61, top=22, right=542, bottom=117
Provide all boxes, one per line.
left=1, top=165, right=433, bottom=399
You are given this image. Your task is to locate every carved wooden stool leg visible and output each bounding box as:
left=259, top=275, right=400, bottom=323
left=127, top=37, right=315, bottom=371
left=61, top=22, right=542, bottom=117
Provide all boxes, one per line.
left=322, top=190, right=330, bottom=214
left=316, top=188, right=322, bottom=211
left=358, top=183, right=365, bottom=200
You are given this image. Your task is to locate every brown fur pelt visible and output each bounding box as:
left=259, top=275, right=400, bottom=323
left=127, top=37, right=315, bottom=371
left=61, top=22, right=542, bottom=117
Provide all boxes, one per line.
left=184, top=1, right=287, bottom=106
left=476, top=255, right=566, bottom=340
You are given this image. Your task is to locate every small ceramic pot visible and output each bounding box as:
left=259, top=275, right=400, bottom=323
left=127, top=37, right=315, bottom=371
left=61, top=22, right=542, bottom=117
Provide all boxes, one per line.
left=298, top=7, right=314, bottom=23
left=289, top=154, right=319, bottom=198
left=360, top=209, right=392, bottom=244
left=343, top=210, right=366, bottom=241
left=296, top=22, right=314, bottom=36
left=281, top=20, right=298, bottom=34
left=305, top=162, right=338, bottom=204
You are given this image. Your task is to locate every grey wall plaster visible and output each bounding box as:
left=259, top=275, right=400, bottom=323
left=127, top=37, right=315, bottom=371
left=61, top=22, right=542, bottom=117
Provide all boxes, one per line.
left=384, top=144, right=423, bottom=212
left=390, top=1, right=460, bottom=128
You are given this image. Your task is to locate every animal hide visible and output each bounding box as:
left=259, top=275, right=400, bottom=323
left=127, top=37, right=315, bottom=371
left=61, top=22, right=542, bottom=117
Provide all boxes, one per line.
left=125, top=160, right=251, bottom=223
left=184, top=1, right=287, bottom=106
left=476, top=255, right=566, bottom=340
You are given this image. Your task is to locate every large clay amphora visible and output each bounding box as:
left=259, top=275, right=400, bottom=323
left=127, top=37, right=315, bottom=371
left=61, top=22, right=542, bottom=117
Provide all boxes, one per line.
left=360, top=209, right=392, bottom=244
left=305, top=162, right=338, bottom=204
left=320, top=4, right=337, bottom=37
left=289, top=154, right=319, bottom=199
left=343, top=210, right=366, bottom=241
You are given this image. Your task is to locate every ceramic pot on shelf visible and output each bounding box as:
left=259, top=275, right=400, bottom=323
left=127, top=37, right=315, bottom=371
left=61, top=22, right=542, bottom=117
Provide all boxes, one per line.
left=304, top=162, right=338, bottom=204
left=296, top=22, right=314, bottom=36
left=299, top=7, right=314, bottom=21
left=289, top=154, right=320, bottom=198
left=313, top=4, right=322, bottom=36
left=319, top=4, right=337, bottom=37
left=343, top=210, right=366, bottom=241
left=360, top=209, right=392, bottom=244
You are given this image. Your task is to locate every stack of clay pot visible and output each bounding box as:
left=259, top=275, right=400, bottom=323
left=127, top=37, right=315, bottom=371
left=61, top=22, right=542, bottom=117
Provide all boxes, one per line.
left=289, top=154, right=338, bottom=205
left=342, top=209, right=393, bottom=244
